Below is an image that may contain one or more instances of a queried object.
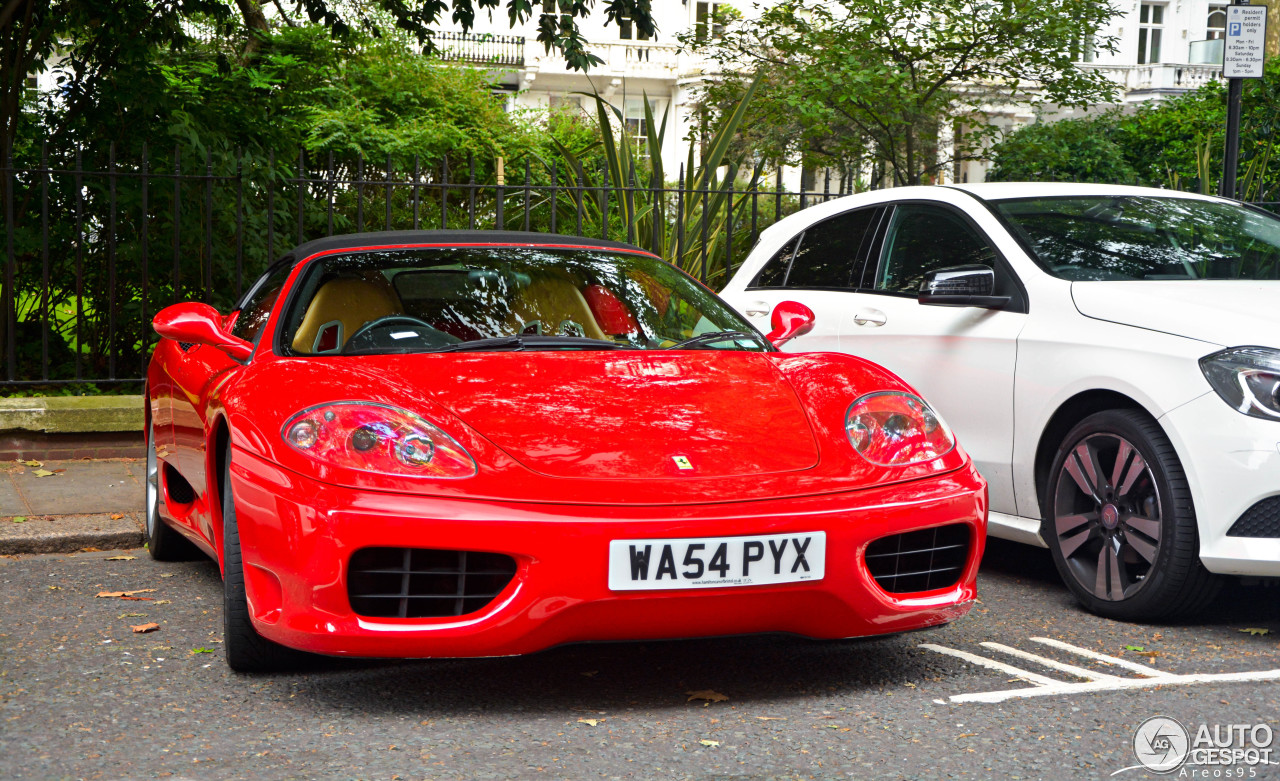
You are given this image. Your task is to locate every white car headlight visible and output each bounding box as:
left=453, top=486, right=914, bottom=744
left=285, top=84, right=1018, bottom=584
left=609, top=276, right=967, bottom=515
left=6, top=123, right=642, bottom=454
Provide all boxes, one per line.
left=1200, top=347, right=1280, bottom=420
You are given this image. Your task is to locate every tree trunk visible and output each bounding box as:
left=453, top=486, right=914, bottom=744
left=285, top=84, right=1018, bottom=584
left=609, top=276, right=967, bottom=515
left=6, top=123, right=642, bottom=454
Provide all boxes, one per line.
left=232, top=0, right=269, bottom=61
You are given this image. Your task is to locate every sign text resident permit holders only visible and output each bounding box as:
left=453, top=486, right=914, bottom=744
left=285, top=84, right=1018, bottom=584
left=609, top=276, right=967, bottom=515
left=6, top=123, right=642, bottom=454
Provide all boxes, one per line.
left=1224, top=4, right=1268, bottom=79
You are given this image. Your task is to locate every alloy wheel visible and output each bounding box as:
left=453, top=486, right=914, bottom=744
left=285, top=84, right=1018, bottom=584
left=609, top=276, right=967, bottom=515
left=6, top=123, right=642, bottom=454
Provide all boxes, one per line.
left=1052, top=433, right=1162, bottom=602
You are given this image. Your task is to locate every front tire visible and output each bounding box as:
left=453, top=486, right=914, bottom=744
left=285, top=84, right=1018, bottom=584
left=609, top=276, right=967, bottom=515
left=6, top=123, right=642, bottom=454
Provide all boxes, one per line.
left=144, top=416, right=200, bottom=561
left=221, top=448, right=304, bottom=672
left=1043, top=409, right=1220, bottom=621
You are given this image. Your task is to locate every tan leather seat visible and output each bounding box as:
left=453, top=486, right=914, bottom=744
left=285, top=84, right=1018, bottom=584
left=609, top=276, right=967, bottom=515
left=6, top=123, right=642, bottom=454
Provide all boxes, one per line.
left=505, top=277, right=608, bottom=341
left=292, top=277, right=404, bottom=353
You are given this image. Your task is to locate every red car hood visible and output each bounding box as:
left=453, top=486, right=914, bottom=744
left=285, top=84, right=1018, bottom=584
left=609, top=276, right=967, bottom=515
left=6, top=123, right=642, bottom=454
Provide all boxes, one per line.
left=411, top=352, right=820, bottom=479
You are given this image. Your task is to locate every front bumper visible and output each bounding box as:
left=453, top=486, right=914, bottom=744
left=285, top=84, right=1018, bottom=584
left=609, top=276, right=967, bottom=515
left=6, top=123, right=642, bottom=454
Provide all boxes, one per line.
left=1162, top=391, right=1280, bottom=576
left=229, top=448, right=987, bottom=658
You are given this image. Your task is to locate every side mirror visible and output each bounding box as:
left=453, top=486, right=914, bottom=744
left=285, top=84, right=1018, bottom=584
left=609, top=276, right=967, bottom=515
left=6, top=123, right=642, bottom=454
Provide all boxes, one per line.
left=153, top=302, right=254, bottom=362
left=766, top=301, right=816, bottom=348
left=918, top=265, right=1010, bottom=309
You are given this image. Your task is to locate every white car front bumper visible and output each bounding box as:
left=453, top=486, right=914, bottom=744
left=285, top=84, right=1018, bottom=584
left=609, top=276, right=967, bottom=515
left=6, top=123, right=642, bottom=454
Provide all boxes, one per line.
left=1162, top=391, right=1280, bottom=577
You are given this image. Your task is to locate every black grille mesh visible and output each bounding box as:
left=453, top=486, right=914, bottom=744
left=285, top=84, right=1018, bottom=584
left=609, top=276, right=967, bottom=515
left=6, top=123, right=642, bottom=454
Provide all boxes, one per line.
left=864, top=524, right=970, bottom=594
left=1226, top=496, right=1280, bottom=538
left=347, top=547, right=517, bottom=618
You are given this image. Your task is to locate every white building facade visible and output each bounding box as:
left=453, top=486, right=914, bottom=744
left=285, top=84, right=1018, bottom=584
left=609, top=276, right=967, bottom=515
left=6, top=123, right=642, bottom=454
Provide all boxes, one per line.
left=439, top=0, right=1233, bottom=187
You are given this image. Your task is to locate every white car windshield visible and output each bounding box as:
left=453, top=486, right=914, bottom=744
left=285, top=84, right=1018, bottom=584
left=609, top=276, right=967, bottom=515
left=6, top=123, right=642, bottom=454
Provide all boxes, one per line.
left=993, top=196, right=1280, bottom=281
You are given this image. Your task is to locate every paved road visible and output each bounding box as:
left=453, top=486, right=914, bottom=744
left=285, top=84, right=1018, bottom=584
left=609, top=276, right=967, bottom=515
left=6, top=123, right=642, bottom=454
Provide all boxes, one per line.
left=2, top=540, right=1279, bottom=780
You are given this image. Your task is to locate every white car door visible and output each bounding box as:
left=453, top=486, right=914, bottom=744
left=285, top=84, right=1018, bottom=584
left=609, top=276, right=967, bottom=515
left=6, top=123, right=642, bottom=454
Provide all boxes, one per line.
left=836, top=201, right=1028, bottom=516
left=734, top=206, right=884, bottom=353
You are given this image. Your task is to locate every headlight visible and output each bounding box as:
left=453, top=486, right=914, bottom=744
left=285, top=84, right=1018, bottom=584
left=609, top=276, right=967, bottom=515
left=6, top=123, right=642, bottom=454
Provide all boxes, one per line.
left=1200, top=347, right=1280, bottom=420
left=845, top=391, right=955, bottom=466
left=281, top=402, right=477, bottom=478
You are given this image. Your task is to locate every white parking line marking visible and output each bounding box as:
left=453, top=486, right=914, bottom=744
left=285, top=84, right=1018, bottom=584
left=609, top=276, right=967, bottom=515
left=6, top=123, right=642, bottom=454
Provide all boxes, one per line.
left=918, top=643, right=1062, bottom=686
left=979, top=641, right=1124, bottom=682
left=922, top=638, right=1280, bottom=704
left=1028, top=636, right=1172, bottom=677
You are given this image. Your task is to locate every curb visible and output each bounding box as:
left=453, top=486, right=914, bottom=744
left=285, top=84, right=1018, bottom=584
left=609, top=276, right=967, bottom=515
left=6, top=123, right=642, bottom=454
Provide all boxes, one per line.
left=0, top=512, right=145, bottom=555
left=0, top=395, right=144, bottom=434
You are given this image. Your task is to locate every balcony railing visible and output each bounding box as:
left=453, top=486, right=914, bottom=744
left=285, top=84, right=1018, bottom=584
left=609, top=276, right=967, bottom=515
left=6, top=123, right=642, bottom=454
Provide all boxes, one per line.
left=1077, top=62, right=1223, bottom=94
left=433, top=31, right=524, bottom=68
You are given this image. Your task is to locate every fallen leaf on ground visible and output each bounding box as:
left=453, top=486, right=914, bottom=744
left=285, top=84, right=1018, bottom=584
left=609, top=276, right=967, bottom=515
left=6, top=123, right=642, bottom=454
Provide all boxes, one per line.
left=23, top=460, right=41, bottom=467
left=96, top=589, right=157, bottom=598
left=191, top=648, right=213, bottom=655
left=47, top=585, right=61, bottom=590
left=577, top=719, right=599, bottom=727
left=1124, top=645, right=1145, bottom=652
left=109, top=513, right=124, bottom=520
left=1240, top=628, right=1271, bottom=636
left=153, top=600, right=172, bottom=605
left=51, top=469, right=65, bottom=474
left=159, top=574, right=174, bottom=578
left=105, top=555, right=135, bottom=561
left=956, top=733, right=978, bottom=739
left=687, top=690, right=729, bottom=703
left=130, top=623, right=160, bottom=633
left=1152, top=632, right=1163, bottom=641
left=10, top=517, right=25, bottom=523
left=118, top=613, right=147, bottom=618
left=79, top=547, right=101, bottom=552
left=32, top=469, right=55, bottom=478
left=755, top=716, right=786, bottom=721
left=120, top=596, right=153, bottom=601
left=1133, top=651, right=1160, bottom=658
left=699, top=740, right=720, bottom=748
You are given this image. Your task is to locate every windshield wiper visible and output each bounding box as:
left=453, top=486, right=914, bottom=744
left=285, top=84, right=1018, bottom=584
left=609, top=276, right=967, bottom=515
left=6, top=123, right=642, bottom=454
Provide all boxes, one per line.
left=426, top=335, right=638, bottom=353
left=664, top=330, right=769, bottom=350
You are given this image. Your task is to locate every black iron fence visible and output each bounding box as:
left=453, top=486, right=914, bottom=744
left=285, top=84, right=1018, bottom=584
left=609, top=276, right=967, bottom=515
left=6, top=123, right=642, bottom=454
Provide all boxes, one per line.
left=6, top=146, right=1270, bottom=393
left=0, top=146, right=828, bottom=390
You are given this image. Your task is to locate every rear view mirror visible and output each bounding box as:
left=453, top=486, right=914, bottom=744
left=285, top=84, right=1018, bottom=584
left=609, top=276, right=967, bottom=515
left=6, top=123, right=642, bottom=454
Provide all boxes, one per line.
left=766, top=301, right=816, bottom=348
left=153, top=302, right=254, bottom=362
left=919, top=265, right=1010, bottom=309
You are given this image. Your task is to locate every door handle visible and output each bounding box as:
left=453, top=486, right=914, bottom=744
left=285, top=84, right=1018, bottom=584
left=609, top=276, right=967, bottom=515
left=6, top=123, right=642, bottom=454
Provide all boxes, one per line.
left=853, top=309, right=887, bottom=326
left=744, top=301, right=771, bottom=317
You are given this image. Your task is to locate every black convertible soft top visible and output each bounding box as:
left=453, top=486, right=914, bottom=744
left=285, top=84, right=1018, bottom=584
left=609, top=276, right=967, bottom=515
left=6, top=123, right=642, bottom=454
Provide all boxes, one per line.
left=283, top=230, right=653, bottom=267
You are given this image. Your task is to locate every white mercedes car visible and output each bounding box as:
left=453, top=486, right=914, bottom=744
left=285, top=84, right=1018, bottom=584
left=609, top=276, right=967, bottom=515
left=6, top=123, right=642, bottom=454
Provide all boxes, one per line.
left=721, top=183, right=1280, bottom=620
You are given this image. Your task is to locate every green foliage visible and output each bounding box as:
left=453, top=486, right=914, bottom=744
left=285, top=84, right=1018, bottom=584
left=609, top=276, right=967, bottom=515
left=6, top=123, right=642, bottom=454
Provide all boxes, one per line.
left=989, top=59, right=1280, bottom=201
left=691, top=0, right=1120, bottom=186
left=986, top=113, right=1139, bottom=184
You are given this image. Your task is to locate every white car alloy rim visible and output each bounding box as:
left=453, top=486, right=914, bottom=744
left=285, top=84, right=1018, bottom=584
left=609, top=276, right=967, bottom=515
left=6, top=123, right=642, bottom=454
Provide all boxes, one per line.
left=1053, top=433, right=1163, bottom=602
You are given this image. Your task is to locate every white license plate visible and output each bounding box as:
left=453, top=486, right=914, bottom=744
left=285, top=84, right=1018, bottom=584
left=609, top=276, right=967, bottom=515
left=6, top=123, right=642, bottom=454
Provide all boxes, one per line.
left=608, top=532, right=826, bottom=591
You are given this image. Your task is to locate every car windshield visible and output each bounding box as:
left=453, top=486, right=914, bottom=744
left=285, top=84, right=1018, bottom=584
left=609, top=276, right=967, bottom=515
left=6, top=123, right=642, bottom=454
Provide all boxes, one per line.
left=992, top=196, right=1280, bottom=281
left=279, top=246, right=769, bottom=355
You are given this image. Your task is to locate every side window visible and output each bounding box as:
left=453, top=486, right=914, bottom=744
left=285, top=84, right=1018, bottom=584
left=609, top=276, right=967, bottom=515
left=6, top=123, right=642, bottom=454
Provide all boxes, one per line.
left=784, top=208, right=878, bottom=289
left=231, top=262, right=293, bottom=344
left=749, top=237, right=797, bottom=289
left=874, top=204, right=998, bottom=295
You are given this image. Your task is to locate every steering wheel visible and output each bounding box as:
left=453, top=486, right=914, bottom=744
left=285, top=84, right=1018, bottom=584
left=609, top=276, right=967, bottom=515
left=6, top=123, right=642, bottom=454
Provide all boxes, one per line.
left=343, top=315, right=440, bottom=350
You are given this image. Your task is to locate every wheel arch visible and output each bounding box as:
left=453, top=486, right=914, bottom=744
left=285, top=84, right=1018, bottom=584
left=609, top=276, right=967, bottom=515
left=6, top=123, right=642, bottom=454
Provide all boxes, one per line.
left=1032, top=389, right=1152, bottom=515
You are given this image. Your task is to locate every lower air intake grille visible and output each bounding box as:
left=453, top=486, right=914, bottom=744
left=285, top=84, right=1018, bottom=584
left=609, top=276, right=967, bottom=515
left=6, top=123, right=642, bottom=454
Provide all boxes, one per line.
left=1226, top=496, right=1280, bottom=538
left=864, top=523, right=970, bottom=594
left=347, top=547, right=517, bottom=618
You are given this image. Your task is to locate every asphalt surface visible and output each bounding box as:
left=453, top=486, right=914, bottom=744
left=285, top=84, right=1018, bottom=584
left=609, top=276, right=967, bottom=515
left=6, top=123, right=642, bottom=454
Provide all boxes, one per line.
left=2, top=540, right=1279, bottom=781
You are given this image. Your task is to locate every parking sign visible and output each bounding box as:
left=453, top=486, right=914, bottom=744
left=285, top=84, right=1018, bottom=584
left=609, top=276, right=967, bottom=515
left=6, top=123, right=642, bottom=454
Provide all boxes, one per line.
left=1224, top=5, right=1268, bottom=78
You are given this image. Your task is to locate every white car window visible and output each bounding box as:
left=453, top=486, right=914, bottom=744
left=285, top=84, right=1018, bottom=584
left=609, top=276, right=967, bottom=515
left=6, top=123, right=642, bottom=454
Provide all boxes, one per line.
left=875, top=204, right=1000, bottom=294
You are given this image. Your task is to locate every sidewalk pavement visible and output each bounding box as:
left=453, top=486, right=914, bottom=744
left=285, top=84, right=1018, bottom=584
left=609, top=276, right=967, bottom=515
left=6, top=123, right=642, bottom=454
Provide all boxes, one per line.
left=0, top=458, right=145, bottom=554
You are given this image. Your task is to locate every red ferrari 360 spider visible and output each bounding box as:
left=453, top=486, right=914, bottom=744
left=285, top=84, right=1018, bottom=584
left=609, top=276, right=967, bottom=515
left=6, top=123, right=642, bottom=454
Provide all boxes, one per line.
left=145, top=231, right=987, bottom=671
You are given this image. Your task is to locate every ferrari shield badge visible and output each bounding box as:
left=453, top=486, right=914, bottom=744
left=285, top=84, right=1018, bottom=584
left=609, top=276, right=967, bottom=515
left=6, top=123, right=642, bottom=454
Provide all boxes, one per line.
left=672, top=455, right=694, bottom=471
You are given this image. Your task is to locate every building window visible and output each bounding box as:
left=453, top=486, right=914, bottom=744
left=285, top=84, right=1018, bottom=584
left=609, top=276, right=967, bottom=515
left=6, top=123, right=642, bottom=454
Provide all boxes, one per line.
left=619, top=13, right=651, bottom=41
left=695, top=2, right=725, bottom=43
left=1138, top=3, right=1164, bottom=64
left=1206, top=4, right=1227, bottom=40
left=624, top=99, right=659, bottom=157
left=1072, top=33, right=1096, bottom=63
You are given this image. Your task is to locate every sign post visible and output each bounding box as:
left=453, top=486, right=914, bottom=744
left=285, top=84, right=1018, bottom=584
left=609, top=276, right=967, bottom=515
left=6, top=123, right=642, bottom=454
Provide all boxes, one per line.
left=1221, top=1, right=1268, bottom=199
